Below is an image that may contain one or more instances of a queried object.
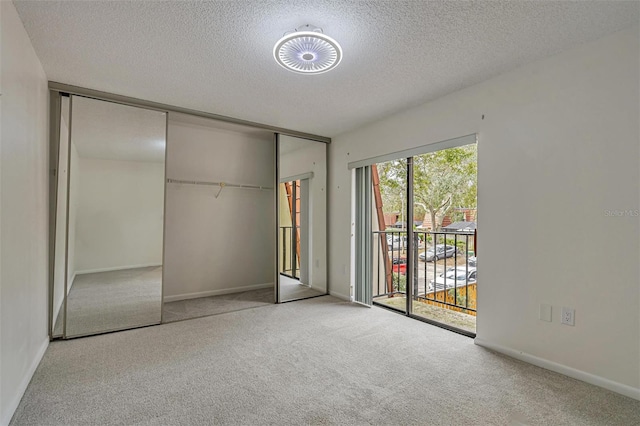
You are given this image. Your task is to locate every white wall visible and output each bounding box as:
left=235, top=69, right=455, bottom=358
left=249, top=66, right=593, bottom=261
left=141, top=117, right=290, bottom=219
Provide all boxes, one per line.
left=329, top=26, right=640, bottom=398
left=73, top=157, right=164, bottom=273
left=163, top=117, right=275, bottom=301
left=0, top=2, right=50, bottom=424
left=279, top=136, right=328, bottom=292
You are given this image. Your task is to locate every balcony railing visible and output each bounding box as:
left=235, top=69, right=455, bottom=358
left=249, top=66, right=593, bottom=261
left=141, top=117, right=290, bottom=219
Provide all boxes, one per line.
left=279, top=225, right=300, bottom=278
left=372, top=230, right=477, bottom=315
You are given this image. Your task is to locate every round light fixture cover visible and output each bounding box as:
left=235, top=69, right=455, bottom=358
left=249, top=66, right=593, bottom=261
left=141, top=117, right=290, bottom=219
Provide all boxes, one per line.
left=273, top=29, right=342, bottom=74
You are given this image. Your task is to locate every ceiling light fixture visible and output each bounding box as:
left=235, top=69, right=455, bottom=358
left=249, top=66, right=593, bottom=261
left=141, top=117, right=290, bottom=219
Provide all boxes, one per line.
left=273, top=24, right=342, bottom=74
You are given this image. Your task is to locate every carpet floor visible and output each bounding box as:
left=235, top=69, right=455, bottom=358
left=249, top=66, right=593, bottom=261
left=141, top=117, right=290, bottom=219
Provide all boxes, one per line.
left=162, top=287, right=274, bottom=323
left=54, top=266, right=162, bottom=337
left=279, top=274, right=325, bottom=301
left=11, top=296, right=640, bottom=425
left=162, top=275, right=326, bottom=323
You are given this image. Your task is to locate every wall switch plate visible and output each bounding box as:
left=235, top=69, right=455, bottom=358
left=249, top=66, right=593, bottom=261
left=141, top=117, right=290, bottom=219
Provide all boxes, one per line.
left=539, top=304, right=552, bottom=322
left=561, top=307, right=575, bottom=326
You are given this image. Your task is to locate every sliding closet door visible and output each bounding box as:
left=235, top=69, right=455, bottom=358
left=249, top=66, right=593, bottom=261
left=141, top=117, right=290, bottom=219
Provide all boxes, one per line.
left=276, top=135, right=327, bottom=302
left=62, top=95, right=166, bottom=338
left=50, top=94, right=71, bottom=338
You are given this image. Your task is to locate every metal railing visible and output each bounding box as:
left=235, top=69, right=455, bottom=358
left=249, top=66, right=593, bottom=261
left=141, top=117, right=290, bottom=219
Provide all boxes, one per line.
left=372, top=230, right=477, bottom=314
left=279, top=225, right=300, bottom=278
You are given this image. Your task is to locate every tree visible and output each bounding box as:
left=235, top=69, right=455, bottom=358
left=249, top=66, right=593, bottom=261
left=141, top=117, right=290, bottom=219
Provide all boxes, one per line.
left=377, top=144, right=476, bottom=232
left=377, top=158, right=407, bottom=228
left=413, top=144, right=476, bottom=232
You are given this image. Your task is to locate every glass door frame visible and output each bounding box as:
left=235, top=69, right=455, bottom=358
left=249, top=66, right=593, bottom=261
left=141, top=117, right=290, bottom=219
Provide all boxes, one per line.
left=351, top=134, right=478, bottom=338
left=279, top=180, right=301, bottom=280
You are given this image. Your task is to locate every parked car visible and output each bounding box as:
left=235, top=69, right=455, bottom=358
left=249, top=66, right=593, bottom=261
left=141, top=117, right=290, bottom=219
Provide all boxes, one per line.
left=386, top=234, right=409, bottom=251
left=392, top=257, right=407, bottom=274
left=387, top=234, right=408, bottom=245
left=428, top=267, right=477, bottom=292
left=467, top=256, right=477, bottom=267
left=418, top=244, right=459, bottom=261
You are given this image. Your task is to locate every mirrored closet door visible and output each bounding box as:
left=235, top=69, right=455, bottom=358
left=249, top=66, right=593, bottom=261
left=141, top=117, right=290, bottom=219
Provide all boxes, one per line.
left=277, top=135, right=328, bottom=302
left=51, top=95, right=166, bottom=338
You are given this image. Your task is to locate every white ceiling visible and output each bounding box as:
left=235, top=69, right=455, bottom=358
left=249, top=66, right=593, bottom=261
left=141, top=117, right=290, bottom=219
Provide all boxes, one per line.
left=71, top=96, right=166, bottom=163
left=15, top=1, right=640, bottom=138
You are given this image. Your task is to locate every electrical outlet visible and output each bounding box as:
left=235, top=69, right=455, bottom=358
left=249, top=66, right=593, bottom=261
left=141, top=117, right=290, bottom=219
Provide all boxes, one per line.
left=561, top=307, right=575, bottom=326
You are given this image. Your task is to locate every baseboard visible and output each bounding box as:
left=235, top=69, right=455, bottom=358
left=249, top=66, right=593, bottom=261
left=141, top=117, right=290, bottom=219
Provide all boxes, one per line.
left=309, top=284, right=325, bottom=293
left=75, top=263, right=162, bottom=275
left=67, top=272, right=76, bottom=295
left=2, top=338, right=49, bottom=426
left=474, top=338, right=640, bottom=401
left=329, top=290, right=352, bottom=301
left=164, top=282, right=274, bottom=303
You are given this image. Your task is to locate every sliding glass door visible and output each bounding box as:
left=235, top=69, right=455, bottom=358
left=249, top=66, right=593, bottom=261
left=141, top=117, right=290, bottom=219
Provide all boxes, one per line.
left=409, top=145, right=477, bottom=334
left=353, top=135, right=477, bottom=336
left=367, top=160, right=408, bottom=313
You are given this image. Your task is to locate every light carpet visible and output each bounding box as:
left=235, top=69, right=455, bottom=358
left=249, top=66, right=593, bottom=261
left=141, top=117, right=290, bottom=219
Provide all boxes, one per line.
left=54, top=266, right=162, bottom=337
left=12, top=296, right=640, bottom=425
left=163, top=287, right=274, bottom=323
left=280, top=274, right=325, bottom=301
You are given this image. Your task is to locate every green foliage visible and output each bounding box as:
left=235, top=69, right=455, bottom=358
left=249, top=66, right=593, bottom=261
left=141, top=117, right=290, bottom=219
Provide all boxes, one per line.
left=413, top=205, right=426, bottom=222
left=448, top=288, right=467, bottom=307
left=377, top=159, right=407, bottom=225
left=448, top=210, right=467, bottom=222
left=377, top=144, right=477, bottom=231
left=392, top=272, right=406, bottom=293
left=414, top=144, right=477, bottom=231
left=444, top=238, right=468, bottom=252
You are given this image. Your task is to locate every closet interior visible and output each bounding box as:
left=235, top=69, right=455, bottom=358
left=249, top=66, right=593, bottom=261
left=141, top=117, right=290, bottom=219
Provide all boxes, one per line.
left=162, top=113, right=276, bottom=322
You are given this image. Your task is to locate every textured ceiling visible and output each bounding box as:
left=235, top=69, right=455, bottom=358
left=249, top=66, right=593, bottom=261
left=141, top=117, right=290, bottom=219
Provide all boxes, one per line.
left=72, top=96, right=166, bottom=163
left=14, top=1, right=640, bottom=137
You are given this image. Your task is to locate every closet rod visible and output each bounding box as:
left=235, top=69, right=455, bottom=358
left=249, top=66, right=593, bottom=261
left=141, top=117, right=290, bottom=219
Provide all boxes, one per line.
left=167, top=178, right=273, bottom=190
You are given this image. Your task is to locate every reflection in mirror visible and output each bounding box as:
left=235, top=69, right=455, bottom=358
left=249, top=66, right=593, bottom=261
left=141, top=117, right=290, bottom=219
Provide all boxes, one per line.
left=57, top=95, right=166, bottom=337
left=278, top=135, right=327, bottom=302
left=52, top=95, right=71, bottom=338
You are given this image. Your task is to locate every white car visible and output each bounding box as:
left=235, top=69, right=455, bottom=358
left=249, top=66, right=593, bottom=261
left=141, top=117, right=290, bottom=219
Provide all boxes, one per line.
left=386, top=235, right=408, bottom=250
left=428, top=267, right=477, bottom=292
left=386, top=235, right=408, bottom=245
